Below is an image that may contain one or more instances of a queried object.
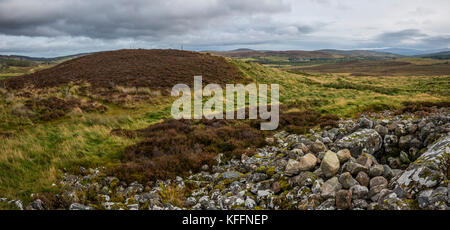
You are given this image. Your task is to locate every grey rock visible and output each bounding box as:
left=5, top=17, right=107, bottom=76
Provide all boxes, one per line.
left=285, top=159, right=302, bottom=176
left=184, top=197, right=196, bottom=207
left=310, top=140, right=327, bottom=154
left=352, top=199, right=368, bottom=210
left=257, top=190, right=273, bottom=202
left=369, top=164, right=385, bottom=178
left=392, top=135, right=449, bottom=196
left=320, top=177, right=342, bottom=199
left=339, top=172, right=359, bottom=189
left=336, top=129, right=382, bottom=157
left=127, top=204, right=139, bottom=210
left=69, top=203, right=93, bottom=210
left=399, top=135, right=414, bottom=150
left=30, top=199, right=45, bottom=210
left=14, top=200, right=23, bottom=210
left=384, top=135, right=399, bottom=154
left=429, top=187, right=448, bottom=204
left=343, top=161, right=368, bottom=176
left=350, top=185, right=369, bottom=200
left=223, top=171, right=241, bottom=180
left=291, top=171, right=319, bottom=187
left=316, top=198, right=336, bottom=210
left=382, top=165, right=395, bottom=180
left=374, top=125, right=388, bottom=137
left=370, top=176, right=388, bottom=188
left=359, top=117, right=373, bottom=129
left=417, top=189, right=433, bottom=209
left=245, top=197, right=256, bottom=209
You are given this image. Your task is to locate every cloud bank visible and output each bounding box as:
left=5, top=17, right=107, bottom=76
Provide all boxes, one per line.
left=0, top=0, right=449, bottom=57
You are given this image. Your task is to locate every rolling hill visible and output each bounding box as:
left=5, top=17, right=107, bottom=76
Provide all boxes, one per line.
left=416, top=51, right=450, bottom=59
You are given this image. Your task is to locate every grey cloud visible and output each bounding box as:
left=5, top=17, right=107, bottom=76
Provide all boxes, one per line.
left=376, top=29, right=427, bottom=43
left=0, top=0, right=449, bottom=57
left=0, top=0, right=291, bottom=39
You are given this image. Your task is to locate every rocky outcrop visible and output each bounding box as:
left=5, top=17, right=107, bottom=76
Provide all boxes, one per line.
left=391, top=135, right=449, bottom=202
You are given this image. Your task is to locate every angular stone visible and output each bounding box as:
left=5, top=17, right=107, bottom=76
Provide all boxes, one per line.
left=382, top=165, right=395, bottom=180
left=392, top=135, right=449, bottom=196
left=320, top=177, right=342, bottom=199
left=284, top=159, right=301, bottom=176
left=320, top=151, right=340, bottom=177
left=355, top=171, right=370, bottom=187
left=356, top=155, right=373, bottom=168
left=310, top=140, right=327, bottom=154
left=336, top=129, right=382, bottom=157
left=350, top=185, right=369, bottom=200
left=69, top=203, right=93, bottom=210
left=369, top=164, right=385, bottom=178
left=336, top=149, right=351, bottom=163
left=399, top=135, right=414, bottom=150
left=370, top=176, right=388, bottom=189
left=298, top=153, right=317, bottom=171
left=336, top=190, right=352, bottom=210
left=417, top=189, right=433, bottom=209
left=343, top=161, right=368, bottom=175
left=339, top=172, right=359, bottom=189
left=291, top=171, right=319, bottom=187
left=374, top=124, right=388, bottom=137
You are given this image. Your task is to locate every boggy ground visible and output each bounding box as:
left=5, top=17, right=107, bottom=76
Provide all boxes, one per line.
left=3, top=105, right=448, bottom=210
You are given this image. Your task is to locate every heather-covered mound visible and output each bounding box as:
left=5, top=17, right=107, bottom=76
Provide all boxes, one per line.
left=1, top=49, right=247, bottom=92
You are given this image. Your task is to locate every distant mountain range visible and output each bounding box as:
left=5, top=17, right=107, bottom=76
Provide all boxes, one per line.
left=206, top=48, right=400, bottom=60
left=371, top=48, right=450, bottom=56
left=1, top=48, right=450, bottom=64
left=208, top=48, right=450, bottom=60
left=416, top=51, right=450, bottom=59
left=0, top=53, right=90, bottom=63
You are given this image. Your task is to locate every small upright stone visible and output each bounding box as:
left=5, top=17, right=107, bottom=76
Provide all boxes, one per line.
left=285, top=159, right=301, bottom=176
left=339, top=172, right=359, bottom=189
left=320, top=151, right=340, bottom=177
left=355, top=171, right=370, bottom=187
left=336, top=190, right=352, bottom=210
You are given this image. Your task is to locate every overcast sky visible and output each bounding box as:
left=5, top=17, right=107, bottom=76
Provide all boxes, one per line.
left=0, top=0, right=449, bottom=57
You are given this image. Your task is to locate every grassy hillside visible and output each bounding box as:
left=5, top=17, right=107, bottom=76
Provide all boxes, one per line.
left=208, top=49, right=399, bottom=66
left=417, top=51, right=450, bottom=60
left=0, top=53, right=449, bottom=205
left=233, top=60, right=449, bottom=116
left=287, top=58, right=450, bottom=76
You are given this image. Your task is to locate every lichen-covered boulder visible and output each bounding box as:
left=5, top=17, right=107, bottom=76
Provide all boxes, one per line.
left=391, top=135, right=450, bottom=197
left=335, top=129, right=382, bottom=157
